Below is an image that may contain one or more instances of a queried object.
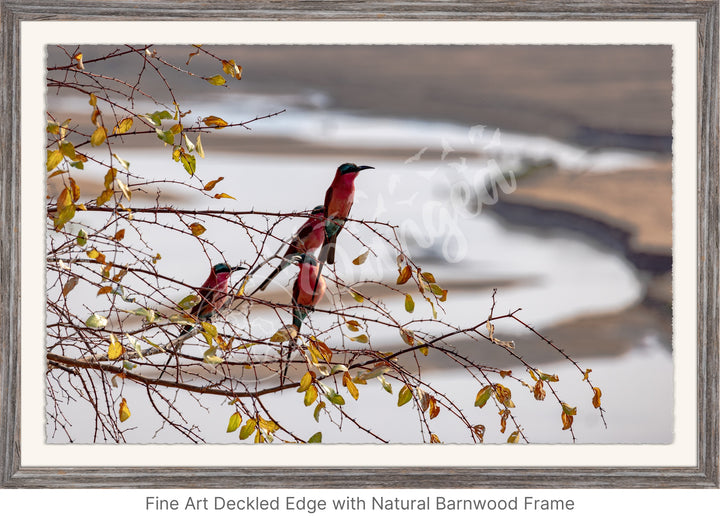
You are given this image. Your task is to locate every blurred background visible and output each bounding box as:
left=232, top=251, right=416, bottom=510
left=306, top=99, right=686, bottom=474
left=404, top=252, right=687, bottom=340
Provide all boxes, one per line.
left=46, top=45, right=673, bottom=444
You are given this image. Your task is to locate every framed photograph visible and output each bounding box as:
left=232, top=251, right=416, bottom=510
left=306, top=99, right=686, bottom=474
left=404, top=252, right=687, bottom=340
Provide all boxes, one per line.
left=1, top=1, right=717, bottom=488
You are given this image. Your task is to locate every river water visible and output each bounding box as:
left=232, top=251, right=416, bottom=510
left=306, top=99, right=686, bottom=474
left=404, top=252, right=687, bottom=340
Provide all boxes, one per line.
left=46, top=93, right=673, bottom=445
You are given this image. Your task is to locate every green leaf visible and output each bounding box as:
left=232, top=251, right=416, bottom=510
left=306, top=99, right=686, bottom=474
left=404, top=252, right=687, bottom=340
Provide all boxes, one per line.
left=313, top=401, right=325, bottom=422
left=144, top=110, right=174, bottom=126
left=404, top=294, right=415, bottom=313
left=307, top=432, right=322, bottom=443
left=180, top=152, right=196, bottom=175
left=239, top=419, right=256, bottom=440
left=178, top=294, right=201, bottom=310
left=379, top=375, right=393, bottom=394
left=397, top=384, right=413, bottom=406
left=474, top=385, right=493, bottom=408
left=156, top=128, right=175, bottom=145
left=86, top=313, right=108, bottom=329
left=76, top=228, right=88, bottom=246
left=227, top=412, right=242, bottom=433
left=326, top=389, right=345, bottom=406
left=59, top=141, right=76, bottom=160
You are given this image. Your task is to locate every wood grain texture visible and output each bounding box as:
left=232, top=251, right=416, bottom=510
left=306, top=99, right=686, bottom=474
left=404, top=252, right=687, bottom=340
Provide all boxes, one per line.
left=1, top=0, right=717, bottom=488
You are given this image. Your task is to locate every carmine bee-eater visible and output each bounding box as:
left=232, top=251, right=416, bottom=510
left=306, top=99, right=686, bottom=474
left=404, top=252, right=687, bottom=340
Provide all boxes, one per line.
left=319, top=162, right=374, bottom=265
left=181, top=262, right=245, bottom=333
left=256, top=205, right=326, bottom=292
left=281, top=253, right=327, bottom=384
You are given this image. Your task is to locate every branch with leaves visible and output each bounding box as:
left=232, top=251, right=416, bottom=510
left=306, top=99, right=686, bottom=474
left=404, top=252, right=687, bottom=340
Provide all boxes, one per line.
left=45, top=44, right=605, bottom=445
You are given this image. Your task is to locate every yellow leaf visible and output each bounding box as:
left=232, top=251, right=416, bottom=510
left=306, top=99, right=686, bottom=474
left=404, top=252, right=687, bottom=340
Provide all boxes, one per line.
left=396, top=265, right=412, bottom=285
left=170, top=123, right=183, bottom=135
left=430, top=434, right=441, bottom=444
left=119, top=398, right=131, bottom=422
left=239, top=418, right=256, bottom=440
left=53, top=187, right=76, bottom=230
left=343, top=372, right=359, bottom=400
left=348, top=289, right=364, bottom=303
left=258, top=415, right=279, bottom=434
left=205, top=74, right=227, bottom=86
left=108, top=334, right=123, bottom=360
left=429, top=396, right=440, bottom=419
left=60, top=141, right=77, bottom=160
left=202, top=115, right=228, bottom=128
left=68, top=177, right=80, bottom=202
left=196, top=134, right=205, bottom=158
left=189, top=222, right=206, bottom=236
left=583, top=368, right=592, bottom=381
left=507, top=430, right=520, bottom=443
left=214, top=192, right=235, bottom=200
left=46, top=149, right=63, bottom=172
left=204, top=176, right=224, bottom=191
left=404, top=294, right=415, bottom=313
left=420, top=271, right=436, bottom=283
left=270, top=327, right=297, bottom=343
left=88, top=93, right=96, bottom=106
left=350, top=334, right=369, bottom=344
left=116, top=179, right=132, bottom=201
left=113, top=117, right=133, bottom=134
left=96, top=188, right=114, bottom=206
left=493, top=383, right=515, bottom=408
left=304, top=385, right=318, bottom=406
left=592, top=387, right=602, bottom=408
left=297, top=371, right=314, bottom=393
left=90, top=126, right=107, bottom=146
left=91, top=107, right=101, bottom=126
left=226, top=412, right=242, bottom=433
left=352, top=250, right=370, bottom=265
left=345, top=319, right=361, bottom=332
left=561, top=411, right=574, bottom=430
left=397, top=384, right=412, bottom=406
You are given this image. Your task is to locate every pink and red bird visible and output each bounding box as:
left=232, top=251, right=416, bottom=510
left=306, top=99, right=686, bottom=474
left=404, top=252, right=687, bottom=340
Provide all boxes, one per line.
left=181, top=262, right=244, bottom=333
left=256, top=205, right=326, bottom=292
left=281, top=253, right=327, bottom=383
left=319, top=162, right=374, bottom=265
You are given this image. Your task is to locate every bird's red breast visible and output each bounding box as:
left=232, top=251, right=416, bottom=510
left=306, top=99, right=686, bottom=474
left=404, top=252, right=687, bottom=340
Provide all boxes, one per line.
left=293, top=262, right=326, bottom=308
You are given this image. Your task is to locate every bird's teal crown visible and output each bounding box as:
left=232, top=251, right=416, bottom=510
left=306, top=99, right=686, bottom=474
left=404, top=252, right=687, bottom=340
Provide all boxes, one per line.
left=338, top=163, right=374, bottom=175
left=213, top=263, right=243, bottom=274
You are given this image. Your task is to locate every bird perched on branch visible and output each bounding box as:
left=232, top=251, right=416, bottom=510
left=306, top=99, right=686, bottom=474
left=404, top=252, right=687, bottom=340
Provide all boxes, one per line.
left=319, top=162, right=374, bottom=265
left=281, top=253, right=327, bottom=384
left=256, top=205, right=326, bottom=292
left=181, top=262, right=245, bottom=333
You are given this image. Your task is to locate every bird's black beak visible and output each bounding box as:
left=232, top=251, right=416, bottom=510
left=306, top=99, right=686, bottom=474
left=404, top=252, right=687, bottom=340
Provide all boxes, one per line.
left=358, top=165, right=374, bottom=172
left=231, top=265, right=246, bottom=272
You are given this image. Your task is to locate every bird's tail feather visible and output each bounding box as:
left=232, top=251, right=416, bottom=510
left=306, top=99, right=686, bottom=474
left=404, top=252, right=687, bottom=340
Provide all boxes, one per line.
left=257, top=260, right=289, bottom=292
